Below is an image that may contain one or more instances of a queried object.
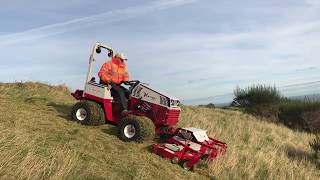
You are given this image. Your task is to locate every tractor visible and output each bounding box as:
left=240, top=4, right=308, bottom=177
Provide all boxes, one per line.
left=71, top=42, right=181, bottom=142
left=70, top=42, right=227, bottom=170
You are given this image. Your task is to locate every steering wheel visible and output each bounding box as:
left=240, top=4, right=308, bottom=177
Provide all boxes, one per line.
left=122, top=80, right=140, bottom=86
left=122, top=80, right=140, bottom=93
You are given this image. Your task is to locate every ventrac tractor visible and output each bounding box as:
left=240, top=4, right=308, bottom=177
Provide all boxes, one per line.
left=71, top=42, right=227, bottom=170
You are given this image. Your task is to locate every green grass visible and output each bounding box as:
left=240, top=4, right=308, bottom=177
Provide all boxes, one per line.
left=0, top=82, right=319, bottom=179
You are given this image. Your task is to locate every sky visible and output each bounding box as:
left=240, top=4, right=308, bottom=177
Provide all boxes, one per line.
left=0, top=0, right=320, bottom=104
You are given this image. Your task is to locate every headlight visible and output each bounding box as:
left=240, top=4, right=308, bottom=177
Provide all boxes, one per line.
left=170, top=99, right=180, bottom=107
left=160, top=96, right=169, bottom=106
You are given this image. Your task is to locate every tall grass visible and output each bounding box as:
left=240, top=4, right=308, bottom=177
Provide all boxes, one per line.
left=232, top=84, right=320, bottom=169
left=179, top=106, right=318, bottom=179
left=309, top=134, right=320, bottom=165
left=0, top=82, right=319, bottom=179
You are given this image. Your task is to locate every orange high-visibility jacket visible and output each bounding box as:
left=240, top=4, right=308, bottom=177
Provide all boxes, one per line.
left=98, top=58, right=129, bottom=84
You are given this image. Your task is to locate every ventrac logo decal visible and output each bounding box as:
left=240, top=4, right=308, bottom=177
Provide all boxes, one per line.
left=143, top=92, right=156, bottom=101
left=88, top=87, right=101, bottom=94
left=133, top=87, right=143, bottom=98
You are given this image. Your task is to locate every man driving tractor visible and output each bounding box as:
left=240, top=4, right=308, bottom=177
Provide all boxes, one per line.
left=98, top=52, right=129, bottom=114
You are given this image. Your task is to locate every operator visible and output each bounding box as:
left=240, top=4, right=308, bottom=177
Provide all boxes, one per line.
left=98, top=52, right=130, bottom=115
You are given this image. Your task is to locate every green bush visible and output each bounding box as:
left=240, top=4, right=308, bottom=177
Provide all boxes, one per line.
left=232, top=85, right=320, bottom=132
left=279, top=98, right=320, bottom=132
left=199, top=103, right=215, bottom=108
left=232, top=85, right=281, bottom=120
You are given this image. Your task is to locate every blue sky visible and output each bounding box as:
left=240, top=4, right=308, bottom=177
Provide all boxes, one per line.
left=0, top=0, right=320, bottom=104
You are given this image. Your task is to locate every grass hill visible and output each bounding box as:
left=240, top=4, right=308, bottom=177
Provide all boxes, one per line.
left=0, top=82, right=319, bottom=179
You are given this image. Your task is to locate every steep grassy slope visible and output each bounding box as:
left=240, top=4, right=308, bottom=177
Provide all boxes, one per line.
left=0, top=82, right=319, bottom=179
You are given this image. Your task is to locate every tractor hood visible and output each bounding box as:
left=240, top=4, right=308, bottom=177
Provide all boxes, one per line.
left=131, top=83, right=180, bottom=108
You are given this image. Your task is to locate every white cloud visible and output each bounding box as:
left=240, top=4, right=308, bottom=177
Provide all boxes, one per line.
left=0, top=0, right=197, bottom=46
left=305, top=0, right=320, bottom=6
left=1, top=0, right=320, bottom=104
left=135, top=18, right=320, bottom=102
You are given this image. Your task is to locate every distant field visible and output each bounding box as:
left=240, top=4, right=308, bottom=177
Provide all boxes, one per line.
left=0, top=82, right=319, bottom=179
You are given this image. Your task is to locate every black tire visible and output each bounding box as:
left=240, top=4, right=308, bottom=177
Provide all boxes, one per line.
left=171, top=156, right=179, bottom=164
left=201, top=154, right=210, bottom=161
left=180, top=159, right=193, bottom=171
left=117, top=115, right=155, bottom=142
left=71, top=101, right=105, bottom=126
left=159, top=126, right=174, bottom=140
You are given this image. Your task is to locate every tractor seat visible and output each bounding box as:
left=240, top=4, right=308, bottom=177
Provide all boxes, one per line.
left=164, top=143, right=184, bottom=152
left=99, top=79, right=130, bottom=99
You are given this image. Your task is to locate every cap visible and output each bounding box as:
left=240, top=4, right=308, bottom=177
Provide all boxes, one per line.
left=115, top=52, right=127, bottom=60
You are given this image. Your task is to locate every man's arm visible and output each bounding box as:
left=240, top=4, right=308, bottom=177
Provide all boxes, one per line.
left=122, top=66, right=129, bottom=82
left=123, top=72, right=129, bottom=82
left=98, top=63, right=112, bottom=83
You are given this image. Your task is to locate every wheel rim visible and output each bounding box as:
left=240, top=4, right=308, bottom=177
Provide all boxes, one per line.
left=76, top=108, right=87, bottom=121
left=123, top=124, right=136, bottom=138
left=183, top=161, right=190, bottom=170
left=171, top=157, right=179, bottom=164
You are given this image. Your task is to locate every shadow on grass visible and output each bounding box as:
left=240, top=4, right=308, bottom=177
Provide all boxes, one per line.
left=143, top=144, right=153, bottom=153
left=286, top=145, right=319, bottom=167
left=101, top=125, right=160, bottom=153
left=101, top=126, right=118, bottom=138
left=24, top=97, right=48, bottom=104
left=47, top=102, right=72, bottom=120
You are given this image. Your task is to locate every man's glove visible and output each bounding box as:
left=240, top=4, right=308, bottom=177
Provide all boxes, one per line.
left=109, top=81, right=116, bottom=87
left=122, top=81, right=128, bottom=85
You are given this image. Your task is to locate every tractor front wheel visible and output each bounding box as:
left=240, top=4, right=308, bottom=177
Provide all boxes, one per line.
left=71, top=101, right=105, bottom=126
left=118, top=116, right=155, bottom=142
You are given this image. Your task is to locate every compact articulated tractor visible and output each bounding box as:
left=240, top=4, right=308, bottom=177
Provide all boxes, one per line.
left=71, top=42, right=181, bottom=141
left=71, top=42, right=227, bottom=170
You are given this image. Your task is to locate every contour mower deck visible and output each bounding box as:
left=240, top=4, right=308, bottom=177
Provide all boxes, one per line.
left=152, top=127, right=227, bottom=170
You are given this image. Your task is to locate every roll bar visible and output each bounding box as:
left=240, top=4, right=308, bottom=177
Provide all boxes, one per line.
left=84, top=42, right=114, bottom=93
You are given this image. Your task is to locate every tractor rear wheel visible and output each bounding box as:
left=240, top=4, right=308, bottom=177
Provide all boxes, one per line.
left=117, top=115, right=155, bottom=142
left=71, top=101, right=105, bottom=126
